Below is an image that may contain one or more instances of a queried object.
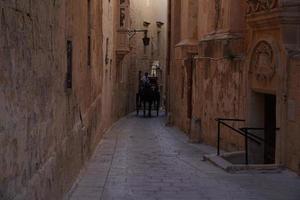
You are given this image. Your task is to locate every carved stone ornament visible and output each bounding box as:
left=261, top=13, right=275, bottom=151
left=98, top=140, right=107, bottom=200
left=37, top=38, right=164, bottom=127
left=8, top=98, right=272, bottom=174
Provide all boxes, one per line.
left=247, top=0, right=277, bottom=14
left=119, top=0, right=127, bottom=28
left=250, top=41, right=276, bottom=81
left=120, top=8, right=126, bottom=27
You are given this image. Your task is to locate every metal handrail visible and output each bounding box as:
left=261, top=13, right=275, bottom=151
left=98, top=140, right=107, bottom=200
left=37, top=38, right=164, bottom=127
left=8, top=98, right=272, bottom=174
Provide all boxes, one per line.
left=216, top=118, right=280, bottom=165
left=241, top=127, right=265, bottom=130
left=216, top=118, right=251, bottom=164
left=216, top=118, right=245, bottom=122
left=216, top=118, right=247, bottom=157
left=240, top=127, right=280, bottom=142
left=219, top=122, right=261, bottom=144
left=241, top=127, right=280, bottom=131
left=239, top=128, right=264, bottom=142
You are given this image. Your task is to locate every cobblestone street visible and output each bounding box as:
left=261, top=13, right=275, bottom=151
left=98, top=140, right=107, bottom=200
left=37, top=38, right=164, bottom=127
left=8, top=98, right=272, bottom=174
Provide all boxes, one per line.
left=68, top=114, right=300, bottom=200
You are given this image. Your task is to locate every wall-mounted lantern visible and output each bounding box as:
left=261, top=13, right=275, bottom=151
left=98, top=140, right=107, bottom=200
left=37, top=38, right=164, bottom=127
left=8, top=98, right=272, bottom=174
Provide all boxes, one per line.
left=142, top=31, right=150, bottom=46
left=127, top=29, right=150, bottom=46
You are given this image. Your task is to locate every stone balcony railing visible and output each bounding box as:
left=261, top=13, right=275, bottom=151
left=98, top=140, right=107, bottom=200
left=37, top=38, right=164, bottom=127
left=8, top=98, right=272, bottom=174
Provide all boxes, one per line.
left=116, top=29, right=130, bottom=59
left=116, top=0, right=130, bottom=61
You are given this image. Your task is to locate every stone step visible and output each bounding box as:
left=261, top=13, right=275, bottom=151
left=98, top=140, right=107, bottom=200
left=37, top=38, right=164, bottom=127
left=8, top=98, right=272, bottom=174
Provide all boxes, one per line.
left=203, top=153, right=284, bottom=173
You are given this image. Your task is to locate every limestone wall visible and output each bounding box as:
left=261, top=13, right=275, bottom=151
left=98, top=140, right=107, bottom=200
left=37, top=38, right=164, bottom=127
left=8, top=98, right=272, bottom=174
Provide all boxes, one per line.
left=167, top=0, right=300, bottom=172
left=0, top=0, right=128, bottom=199
left=102, top=0, right=115, bottom=127
left=196, top=39, right=246, bottom=149
left=111, top=0, right=133, bottom=121
left=168, top=0, right=247, bottom=141
left=286, top=57, right=300, bottom=173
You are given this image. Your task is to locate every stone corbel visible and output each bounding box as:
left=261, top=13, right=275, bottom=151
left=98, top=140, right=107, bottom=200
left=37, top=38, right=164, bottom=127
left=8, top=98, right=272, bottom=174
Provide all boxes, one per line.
left=116, top=50, right=128, bottom=66
left=176, top=39, right=198, bottom=54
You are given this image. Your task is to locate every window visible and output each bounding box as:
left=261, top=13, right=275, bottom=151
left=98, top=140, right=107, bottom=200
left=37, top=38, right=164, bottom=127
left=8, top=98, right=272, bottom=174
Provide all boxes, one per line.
left=87, top=0, right=91, bottom=66
left=105, top=38, right=109, bottom=65
left=88, top=36, right=91, bottom=66
left=66, top=40, right=73, bottom=89
left=88, top=0, right=91, bottom=29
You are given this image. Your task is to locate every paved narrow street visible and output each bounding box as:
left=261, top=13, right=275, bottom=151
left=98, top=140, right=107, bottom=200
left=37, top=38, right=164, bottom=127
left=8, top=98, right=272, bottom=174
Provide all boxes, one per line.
left=68, top=114, right=300, bottom=200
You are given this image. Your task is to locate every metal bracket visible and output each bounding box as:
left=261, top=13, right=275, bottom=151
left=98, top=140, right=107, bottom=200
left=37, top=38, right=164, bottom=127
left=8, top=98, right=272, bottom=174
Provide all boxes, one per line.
left=120, top=29, right=148, bottom=39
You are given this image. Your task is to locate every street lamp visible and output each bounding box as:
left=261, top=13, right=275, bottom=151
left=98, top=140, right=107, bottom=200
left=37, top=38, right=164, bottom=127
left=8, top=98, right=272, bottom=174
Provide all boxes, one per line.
left=127, top=29, right=150, bottom=46
left=142, top=31, right=150, bottom=46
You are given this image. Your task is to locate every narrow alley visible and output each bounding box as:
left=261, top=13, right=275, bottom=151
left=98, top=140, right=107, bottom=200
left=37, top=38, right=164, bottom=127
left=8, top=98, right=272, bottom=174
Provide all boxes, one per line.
left=1, top=1, right=300, bottom=200
left=68, top=114, right=300, bottom=200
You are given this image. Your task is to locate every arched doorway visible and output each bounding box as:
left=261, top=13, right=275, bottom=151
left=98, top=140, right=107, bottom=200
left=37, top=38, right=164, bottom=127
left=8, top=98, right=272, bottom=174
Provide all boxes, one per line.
left=247, top=40, right=281, bottom=164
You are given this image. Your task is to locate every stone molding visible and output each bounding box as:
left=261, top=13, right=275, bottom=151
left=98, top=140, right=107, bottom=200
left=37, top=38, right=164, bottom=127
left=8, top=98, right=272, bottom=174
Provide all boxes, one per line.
left=246, top=0, right=278, bottom=14
left=175, top=39, right=198, bottom=61
left=246, top=0, right=300, bottom=28
left=199, top=32, right=243, bottom=43
left=175, top=38, right=198, bottom=48
left=250, top=40, right=276, bottom=82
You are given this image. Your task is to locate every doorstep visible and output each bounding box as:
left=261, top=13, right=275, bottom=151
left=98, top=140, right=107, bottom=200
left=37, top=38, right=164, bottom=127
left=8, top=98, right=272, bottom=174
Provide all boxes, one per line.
left=203, top=152, right=284, bottom=173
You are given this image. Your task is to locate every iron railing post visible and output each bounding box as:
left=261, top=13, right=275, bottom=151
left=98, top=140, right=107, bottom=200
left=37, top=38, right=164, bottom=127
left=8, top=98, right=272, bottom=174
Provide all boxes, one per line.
left=217, top=120, right=220, bottom=156
left=244, top=128, right=249, bottom=165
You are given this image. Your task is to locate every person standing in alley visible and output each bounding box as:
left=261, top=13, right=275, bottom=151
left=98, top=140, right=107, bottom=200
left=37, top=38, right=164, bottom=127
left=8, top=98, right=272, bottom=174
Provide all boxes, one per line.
left=141, top=72, right=150, bottom=87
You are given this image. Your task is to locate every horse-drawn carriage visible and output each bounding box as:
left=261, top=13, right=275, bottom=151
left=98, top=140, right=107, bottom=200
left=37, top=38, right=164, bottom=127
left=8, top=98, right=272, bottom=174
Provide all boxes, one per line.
left=136, top=76, right=160, bottom=117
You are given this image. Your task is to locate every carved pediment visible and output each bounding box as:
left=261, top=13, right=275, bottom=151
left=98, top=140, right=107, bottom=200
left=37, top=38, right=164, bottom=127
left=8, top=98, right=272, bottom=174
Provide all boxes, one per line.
left=250, top=41, right=276, bottom=82
left=247, top=0, right=278, bottom=14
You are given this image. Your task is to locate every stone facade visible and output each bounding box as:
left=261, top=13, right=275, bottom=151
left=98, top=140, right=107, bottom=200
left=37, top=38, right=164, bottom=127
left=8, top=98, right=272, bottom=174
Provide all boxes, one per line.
left=167, top=0, right=300, bottom=173
left=0, top=0, right=137, bottom=199
left=129, top=0, right=168, bottom=106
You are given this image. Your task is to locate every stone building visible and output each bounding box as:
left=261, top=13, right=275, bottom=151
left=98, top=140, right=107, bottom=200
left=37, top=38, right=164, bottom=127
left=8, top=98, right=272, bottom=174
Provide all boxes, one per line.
left=128, top=0, right=168, bottom=107
left=0, top=0, right=136, bottom=199
left=1, top=0, right=299, bottom=199
left=167, top=0, right=300, bottom=173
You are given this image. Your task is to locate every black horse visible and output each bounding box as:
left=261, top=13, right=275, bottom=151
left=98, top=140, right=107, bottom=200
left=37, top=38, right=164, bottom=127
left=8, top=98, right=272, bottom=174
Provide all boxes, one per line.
left=136, top=83, right=160, bottom=117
